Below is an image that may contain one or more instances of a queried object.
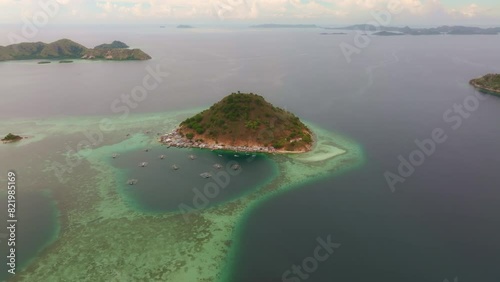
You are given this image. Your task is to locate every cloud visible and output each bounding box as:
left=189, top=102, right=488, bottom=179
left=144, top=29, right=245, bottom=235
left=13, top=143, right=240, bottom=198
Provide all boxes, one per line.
left=0, top=0, right=498, bottom=24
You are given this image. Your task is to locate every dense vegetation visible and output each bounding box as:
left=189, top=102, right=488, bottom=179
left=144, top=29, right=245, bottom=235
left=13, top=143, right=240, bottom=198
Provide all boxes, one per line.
left=0, top=39, right=150, bottom=61
left=95, top=41, right=129, bottom=49
left=179, top=93, right=313, bottom=151
left=2, top=133, right=22, bottom=142
left=470, top=74, right=500, bottom=95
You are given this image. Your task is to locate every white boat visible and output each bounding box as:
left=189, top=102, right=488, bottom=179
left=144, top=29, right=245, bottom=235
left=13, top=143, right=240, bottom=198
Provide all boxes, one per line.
left=127, top=179, right=138, bottom=185
left=139, top=162, right=148, bottom=167
left=200, top=172, right=212, bottom=178
left=160, top=155, right=166, bottom=159
left=172, top=164, right=179, bottom=170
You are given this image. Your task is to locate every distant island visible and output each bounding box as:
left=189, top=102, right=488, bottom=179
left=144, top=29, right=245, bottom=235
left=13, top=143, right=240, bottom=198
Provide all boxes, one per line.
left=177, top=25, right=194, bottom=29
left=0, top=39, right=151, bottom=62
left=332, top=24, right=500, bottom=35
left=373, top=31, right=404, bottom=36
left=250, top=24, right=318, bottom=29
left=1, top=133, right=22, bottom=143
left=160, top=93, right=313, bottom=153
left=470, top=74, right=500, bottom=96
left=320, top=32, right=346, bottom=35
left=94, top=40, right=129, bottom=49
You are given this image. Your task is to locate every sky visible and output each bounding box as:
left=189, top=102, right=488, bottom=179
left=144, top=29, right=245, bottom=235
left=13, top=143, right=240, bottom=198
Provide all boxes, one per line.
left=0, top=0, right=499, bottom=26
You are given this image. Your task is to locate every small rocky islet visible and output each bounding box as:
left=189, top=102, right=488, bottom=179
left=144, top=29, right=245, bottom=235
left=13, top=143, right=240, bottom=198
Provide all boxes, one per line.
left=1, top=133, right=23, bottom=143
left=160, top=92, right=314, bottom=154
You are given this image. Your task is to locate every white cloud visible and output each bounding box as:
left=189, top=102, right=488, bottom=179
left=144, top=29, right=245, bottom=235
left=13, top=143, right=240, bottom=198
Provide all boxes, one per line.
left=0, top=0, right=498, bottom=24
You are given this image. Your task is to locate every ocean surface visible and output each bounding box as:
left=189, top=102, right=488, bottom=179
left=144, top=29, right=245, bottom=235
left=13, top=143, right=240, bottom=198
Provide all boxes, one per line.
left=1, top=25, right=500, bottom=281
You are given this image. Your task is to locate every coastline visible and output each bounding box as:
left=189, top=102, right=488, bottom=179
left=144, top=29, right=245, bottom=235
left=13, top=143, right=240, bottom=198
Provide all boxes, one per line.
left=470, top=78, right=500, bottom=96
left=159, top=128, right=313, bottom=155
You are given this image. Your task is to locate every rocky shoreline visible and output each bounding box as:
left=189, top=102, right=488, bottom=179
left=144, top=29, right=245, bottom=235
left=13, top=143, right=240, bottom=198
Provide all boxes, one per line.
left=159, top=128, right=310, bottom=154
left=470, top=79, right=500, bottom=96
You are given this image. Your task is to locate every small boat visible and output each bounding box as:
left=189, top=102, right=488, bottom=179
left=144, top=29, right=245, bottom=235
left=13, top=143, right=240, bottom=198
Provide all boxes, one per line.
left=112, top=153, right=119, bottom=159
left=189, top=154, right=197, bottom=160
left=160, top=155, right=166, bottom=159
left=127, top=179, right=138, bottom=185
left=144, top=148, right=150, bottom=152
left=139, top=162, right=148, bottom=167
left=218, top=154, right=223, bottom=157
left=234, top=155, right=239, bottom=157
left=172, top=164, right=179, bottom=170
left=231, top=164, right=240, bottom=170
left=213, top=163, right=222, bottom=169
left=200, top=172, right=212, bottom=179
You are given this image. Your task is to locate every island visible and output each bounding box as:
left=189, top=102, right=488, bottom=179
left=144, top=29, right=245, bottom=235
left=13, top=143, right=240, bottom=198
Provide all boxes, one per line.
left=373, top=31, right=404, bottom=36
left=160, top=92, right=314, bottom=153
left=1, top=133, right=22, bottom=143
left=94, top=40, right=129, bottom=49
left=0, top=39, right=151, bottom=62
left=250, top=24, right=318, bottom=29
left=320, top=32, right=347, bottom=35
left=332, top=24, right=500, bottom=35
left=470, top=74, right=500, bottom=96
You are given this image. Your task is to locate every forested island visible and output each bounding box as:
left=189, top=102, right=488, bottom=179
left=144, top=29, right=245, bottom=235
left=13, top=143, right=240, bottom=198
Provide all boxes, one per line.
left=0, top=39, right=151, bottom=62
left=160, top=93, right=314, bottom=153
left=470, top=74, right=500, bottom=95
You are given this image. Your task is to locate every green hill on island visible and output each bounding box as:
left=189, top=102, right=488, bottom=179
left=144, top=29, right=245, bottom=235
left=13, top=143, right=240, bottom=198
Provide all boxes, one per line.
left=94, top=40, right=129, bottom=49
left=177, top=93, right=313, bottom=152
left=470, top=74, right=500, bottom=95
left=0, top=39, right=151, bottom=62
